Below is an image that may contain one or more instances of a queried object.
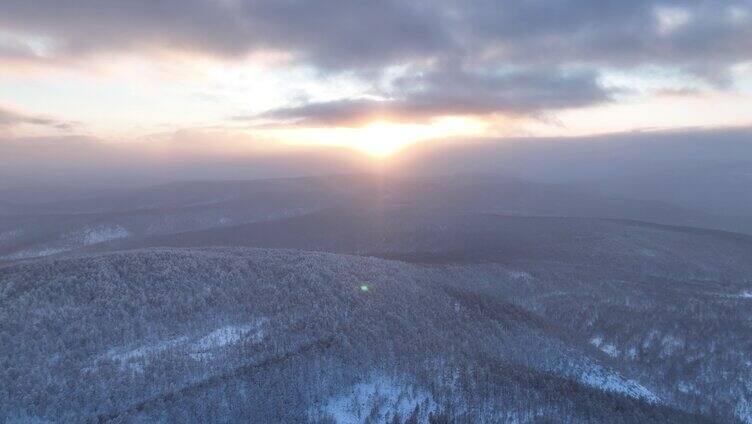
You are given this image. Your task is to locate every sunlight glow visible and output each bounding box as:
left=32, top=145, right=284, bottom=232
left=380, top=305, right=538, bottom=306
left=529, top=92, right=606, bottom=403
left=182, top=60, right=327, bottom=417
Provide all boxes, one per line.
left=262, top=117, right=486, bottom=157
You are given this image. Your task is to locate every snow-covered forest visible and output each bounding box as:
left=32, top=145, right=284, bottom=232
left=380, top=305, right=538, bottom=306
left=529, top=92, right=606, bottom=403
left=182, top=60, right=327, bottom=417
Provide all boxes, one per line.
left=2, top=174, right=752, bottom=422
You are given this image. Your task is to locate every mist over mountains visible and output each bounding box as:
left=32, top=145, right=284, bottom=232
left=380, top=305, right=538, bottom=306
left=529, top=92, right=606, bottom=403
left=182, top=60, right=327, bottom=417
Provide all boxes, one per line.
left=2, top=138, right=752, bottom=422
left=2, top=126, right=752, bottom=219
left=2, top=172, right=752, bottom=264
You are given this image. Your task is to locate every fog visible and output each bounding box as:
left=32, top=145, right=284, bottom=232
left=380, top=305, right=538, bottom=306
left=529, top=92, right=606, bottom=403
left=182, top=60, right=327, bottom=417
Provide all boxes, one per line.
left=0, top=133, right=377, bottom=191
left=2, top=126, right=751, bottom=215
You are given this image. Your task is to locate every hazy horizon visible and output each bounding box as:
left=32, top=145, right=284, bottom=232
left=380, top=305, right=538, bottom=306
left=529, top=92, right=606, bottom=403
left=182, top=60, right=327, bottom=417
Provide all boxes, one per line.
left=1, top=125, right=750, bottom=190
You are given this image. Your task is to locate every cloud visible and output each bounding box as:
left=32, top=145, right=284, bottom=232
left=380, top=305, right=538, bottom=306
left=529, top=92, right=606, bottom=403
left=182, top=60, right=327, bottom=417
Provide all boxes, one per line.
left=1, top=0, right=750, bottom=133
left=0, top=106, right=76, bottom=131
left=0, top=0, right=447, bottom=68
left=386, top=125, right=752, bottom=182
left=251, top=67, right=611, bottom=126
left=1, top=0, right=749, bottom=75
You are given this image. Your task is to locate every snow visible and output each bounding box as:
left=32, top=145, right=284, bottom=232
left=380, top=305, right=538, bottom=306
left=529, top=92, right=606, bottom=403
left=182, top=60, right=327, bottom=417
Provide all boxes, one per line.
left=578, top=364, right=659, bottom=403
left=590, top=336, right=620, bottom=358
left=716, top=290, right=752, bottom=299
left=109, top=337, right=187, bottom=363
left=4, top=411, right=51, bottom=424
left=192, top=324, right=255, bottom=351
left=677, top=381, right=699, bottom=394
left=2, top=247, right=68, bottom=260
left=312, top=376, right=437, bottom=424
left=640, top=329, right=686, bottom=357
left=642, top=329, right=662, bottom=349
left=94, top=320, right=266, bottom=372
left=626, top=346, right=638, bottom=360
left=189, top=322, right=264, bottom=360
left=79, top=225, right=130, bottom=245
left=1, top=225, right=129, bottom=260
left=600, top=344, right=619, bottom=357
left=507, top=270, right=532, bottom=280
left=659, top=335, right=683, bottom=357
left=107, top=337, right=188, bottom=372
left=736, top=398, right=752, bottom=424
left=0, top=229, right=21, bottom=242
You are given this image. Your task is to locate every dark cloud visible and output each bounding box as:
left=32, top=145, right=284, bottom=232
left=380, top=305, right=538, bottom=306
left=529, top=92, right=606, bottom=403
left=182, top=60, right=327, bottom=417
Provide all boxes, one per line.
left=0, top=107, right=76, bottom=131
left=0, top=0, right=447, bottom=67
left=465, top=0, right=752, bottom=68
left=1, top=0, right=749, bottom=72
left=0, top=108, right=21, bottom=126
left=1, top=0, right=750, bottom=124
left=0, top=42, right=40, bottom=62
left=252, top=67, right=611, bottom=125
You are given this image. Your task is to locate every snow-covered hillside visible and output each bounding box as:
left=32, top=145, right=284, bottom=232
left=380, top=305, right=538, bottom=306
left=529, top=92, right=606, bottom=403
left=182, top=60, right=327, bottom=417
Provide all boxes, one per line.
left=2, top=245, right=747, bottom=423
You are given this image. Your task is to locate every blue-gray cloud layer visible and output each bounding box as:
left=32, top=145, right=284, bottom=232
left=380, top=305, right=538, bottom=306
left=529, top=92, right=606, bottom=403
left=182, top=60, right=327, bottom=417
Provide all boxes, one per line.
left=255, top=67, right=611, bottom=125
left=3, top=0, right=750, bottom=68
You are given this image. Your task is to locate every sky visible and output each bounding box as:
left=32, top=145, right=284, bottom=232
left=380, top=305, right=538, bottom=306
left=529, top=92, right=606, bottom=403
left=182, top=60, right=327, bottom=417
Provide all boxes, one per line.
left=1, top=0, right=751, bottom=157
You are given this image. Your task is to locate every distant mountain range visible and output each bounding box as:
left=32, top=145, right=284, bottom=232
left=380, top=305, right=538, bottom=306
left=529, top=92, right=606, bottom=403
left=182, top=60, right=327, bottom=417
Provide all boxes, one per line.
left=2, top=174, right=751, bottom=262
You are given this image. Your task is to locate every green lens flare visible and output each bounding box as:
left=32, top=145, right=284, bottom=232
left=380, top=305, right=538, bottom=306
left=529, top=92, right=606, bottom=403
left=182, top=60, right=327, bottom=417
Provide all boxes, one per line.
left=360, top=284, right=369, bottom=292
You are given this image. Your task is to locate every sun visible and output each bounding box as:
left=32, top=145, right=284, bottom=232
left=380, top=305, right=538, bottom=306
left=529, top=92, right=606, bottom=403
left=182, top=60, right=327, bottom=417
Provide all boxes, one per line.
left=353, top=121, right=430, bottom=157
left=264, top=117, right=485, bottom=157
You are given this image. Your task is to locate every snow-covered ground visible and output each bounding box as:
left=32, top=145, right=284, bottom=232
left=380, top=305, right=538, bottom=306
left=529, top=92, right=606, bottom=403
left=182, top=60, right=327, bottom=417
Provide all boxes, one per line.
left=736, top=398, right=752, bottom=424
left=1, top=225, right=130, bottom=260
left=2, top=247, right=69, bottom=260
left=590, top=336, right=619, bottom=358
left=0, top=229, right=21, bottom=242
left=190, top=322, right=265, bottom=360
left=507, top=270, right=532, bottom=280
left=625, top=346, right=638, bottom=360
left=93, top=320, right=266, bottom=373
left=311, top=376, right=437, bottom=424
left=78, top=225, right=130, bottom=245
left=659, top=335, right=684, bottom=358
left=677, top=380, right=700, bottom=395
left=578, top=363, right=659, bottom=403
left=107, top=337, right=189, bottom=373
